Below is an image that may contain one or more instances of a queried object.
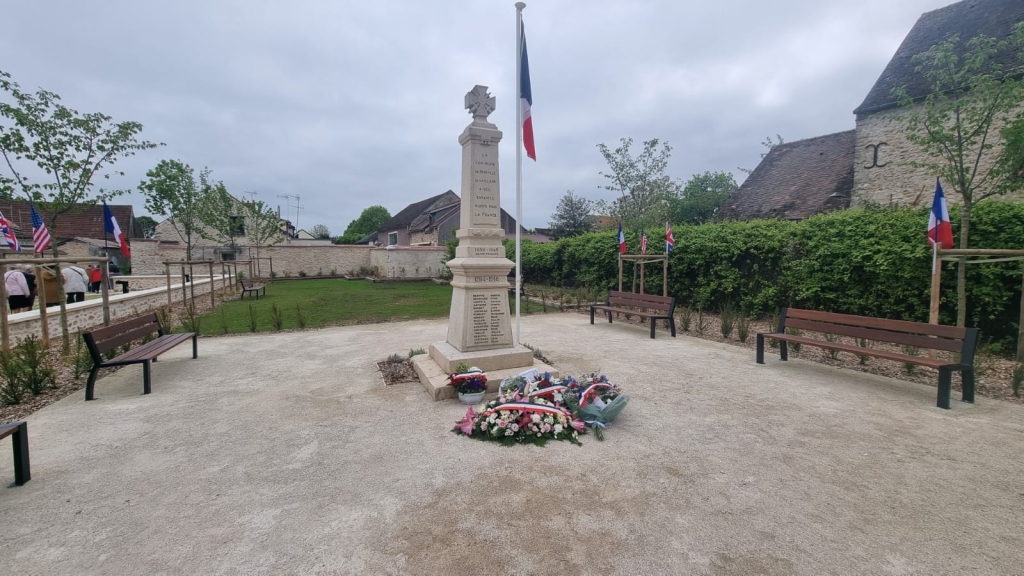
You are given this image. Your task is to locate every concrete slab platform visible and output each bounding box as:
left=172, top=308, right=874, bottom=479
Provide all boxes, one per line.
left=411, top=352, right=557, bottom=400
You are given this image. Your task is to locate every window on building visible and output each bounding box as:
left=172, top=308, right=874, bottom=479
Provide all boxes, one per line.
left=230, top=215, right=245, bottom=236
left=388, top=232, right=398, bottom=246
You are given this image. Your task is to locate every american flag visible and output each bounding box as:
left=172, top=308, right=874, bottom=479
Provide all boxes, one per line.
left=640, top=229, right=648, bottom=254
left=30, top=203, right=51, bottom=254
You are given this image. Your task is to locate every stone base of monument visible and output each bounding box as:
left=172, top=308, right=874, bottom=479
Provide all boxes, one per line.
left=412, top=346, right=557, bottom=401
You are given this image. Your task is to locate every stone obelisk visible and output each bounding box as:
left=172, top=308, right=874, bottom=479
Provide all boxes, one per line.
left=428, top=85, right=533, bottom=373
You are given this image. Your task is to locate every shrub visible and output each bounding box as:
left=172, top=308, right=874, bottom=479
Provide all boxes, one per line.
left=720, top=306, right=735, bottom=339
left=156, top=307, right=173, bottom=332
left=857, top=338, right=870, bottom=364
left=786, top=328, right=802, bottom=352
left=296, top=304, right=308, bottom=329
left=181, top=303, right=201, bottom=333
left=408, top=348, right=426, bottom=357
left=218, top=308, right=230, bottom=335
left=299, top=270, right=308, bottom=278
left=270, top=271, right=278, bottom=279
left=736, top=314, right=750, bottom=343
left=17, top=335, right=55, bottom=395
left=270, top=304, right=284, bottom=330
left=383, top=363, right=405, bottom=381
left=248, top=304, right=258, bottom=332
left=679, top=306, right=693, bottom=332
left=824, top=333, right=841, bottom=359
left=70, top=330, right=92, bottom=381
left=695, top=309, right=709, bottom=336
left=902, top=345, right=920, bottom=374
left=454, top=362, right=470, bottom=374
left=1013, top=364, right=1024, bottom=398
left=237, top=270, right=245, bottom=280
left=386, top=353, right=404, bottom=364
left=330, top=268, right=338, bottom=277
left=0, top=352, right=25, bottom=405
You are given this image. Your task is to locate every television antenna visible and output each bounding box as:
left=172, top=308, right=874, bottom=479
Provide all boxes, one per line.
left=276, top=194, right=304, bottom=230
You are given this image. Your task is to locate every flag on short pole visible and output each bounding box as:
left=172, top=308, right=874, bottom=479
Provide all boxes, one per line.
left=104, top=201, right=131, bottom=257
left=927, top=178, right=954, bottom=249
left=640, top=229, right=648, bottom=254
left=617, top=222, right=627, bottom=254
left=0, top=210, right=21, bottom=251
left=30, top=203, right=51, bottom=254
left=519, top=22, right=536, bottom=161
left=666, top=221, right=675, bottom=254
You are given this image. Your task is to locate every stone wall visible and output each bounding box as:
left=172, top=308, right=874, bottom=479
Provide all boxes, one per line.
left=5, top=277, right=220, bottom=344
left=369, top=247, right=447, bottom=278
left=853, top=103, right=1024, bottom=207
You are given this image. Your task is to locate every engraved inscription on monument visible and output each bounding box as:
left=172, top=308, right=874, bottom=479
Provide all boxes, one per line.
left=468, top=246, right=504, bottom=257
left=470, top=292, right=506, bottom=346
left=470, top=147, right=500, bottom=227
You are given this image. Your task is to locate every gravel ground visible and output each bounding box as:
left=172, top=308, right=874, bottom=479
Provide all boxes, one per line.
left=1, top=313, right=1023, bottom=575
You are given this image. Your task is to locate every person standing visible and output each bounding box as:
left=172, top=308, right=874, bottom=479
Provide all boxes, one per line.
left=89, top=265, right=102, bottom=293
left=21, top=265, right=36, bottom=311
left=63, top=264, right=89, bottom=304
left=4, top=266, right=31, bottom=313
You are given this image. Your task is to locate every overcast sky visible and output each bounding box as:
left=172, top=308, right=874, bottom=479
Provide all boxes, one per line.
left=1, top=0, right=954, bottom=234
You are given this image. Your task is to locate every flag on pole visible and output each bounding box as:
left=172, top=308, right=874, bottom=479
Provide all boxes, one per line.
left=666, top=221, right=675, bottom=254
left=927, top=178, right=954, bottom=249
left=30, top=203, right=51, bottom=254
left=0, top=210, right=21, bottom=251
left=617, top=222, right=627, bottom=254
left=519, top=22, right=536, bottom=161
left=640, top=229, right=648, bottom=254
left=104, top=201, right=131, bottom=257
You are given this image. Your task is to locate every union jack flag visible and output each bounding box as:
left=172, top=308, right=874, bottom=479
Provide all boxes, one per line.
left=0, top=210, right=20, bottom=251
left=30, top=203, right=51, bottom=254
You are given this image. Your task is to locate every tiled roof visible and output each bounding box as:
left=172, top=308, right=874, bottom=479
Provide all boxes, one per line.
left=718, top=130, right=855, bottom=221
left=0, top=200, right=139, bottom=240
left=855, top=0, right=1024, bottom=115
left=378, top=190, right=459, bottom=233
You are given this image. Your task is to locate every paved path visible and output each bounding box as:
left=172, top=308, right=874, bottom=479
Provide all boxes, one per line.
left=1, top=313, right=1022, bottom=575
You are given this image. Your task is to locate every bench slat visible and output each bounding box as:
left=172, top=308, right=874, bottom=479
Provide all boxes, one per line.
left=784, top=317, right=964, bottom=353
left=608, top=291, right=673, bottom=305
left=606, top=297, right=672, bottom=311
left=592, top=305, right=670, bottom=318
left=762, top=333, right=958, bottom=368
left=0, top=424, right=18, bottom=440
left=107, top=333, right=194, bottom=365
left=94, top=323, right=162, bottom=355
left=87, top=313, right=160, bottom=343
left=786, top=308, right=966, bottom=339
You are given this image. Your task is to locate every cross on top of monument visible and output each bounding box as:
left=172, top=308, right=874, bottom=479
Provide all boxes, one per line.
left=465, top=85, right=496, bottom=121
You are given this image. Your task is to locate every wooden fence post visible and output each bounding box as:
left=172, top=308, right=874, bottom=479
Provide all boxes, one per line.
left=100, top=260, right=110, bottom=326
left=36, top=263, right=49, bottom=347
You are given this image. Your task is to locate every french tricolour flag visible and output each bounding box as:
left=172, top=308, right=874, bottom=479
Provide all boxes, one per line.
left=927, top=178, right=954, bottom=249
left=104, top=201, right=131, bottom=257
left=617, top=222, right=626, bottom=254
left=520, top=22, right=536, bottom=161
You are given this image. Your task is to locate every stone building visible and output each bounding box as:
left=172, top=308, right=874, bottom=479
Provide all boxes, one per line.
left=0, top=199, right=142, bottom=265
left=372, top=190, right=523, bottom=247
left=724, top=0, right=1024, bottom=219
left=151, top=193, right=292, bottom=261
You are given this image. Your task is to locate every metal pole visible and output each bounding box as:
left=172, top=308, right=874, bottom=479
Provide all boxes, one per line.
left=929, top=243, right=941, bottom=358
left=100, top=261, right=110, bottom=326
left=514, top=1, right=525, bottom=345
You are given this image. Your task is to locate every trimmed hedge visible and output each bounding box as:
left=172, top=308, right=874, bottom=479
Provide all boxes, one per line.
left=505, top=203, right=1024, bottom=351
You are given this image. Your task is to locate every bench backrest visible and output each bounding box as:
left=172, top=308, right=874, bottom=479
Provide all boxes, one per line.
left=607, top=290, right=676, bottom=314
left=780, top=307, right=977, bottom=362
left=82, top=313, right=163, bottom=362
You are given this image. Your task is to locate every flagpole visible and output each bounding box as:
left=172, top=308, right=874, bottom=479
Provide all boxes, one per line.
left=514, top=1, right=525, bottom=346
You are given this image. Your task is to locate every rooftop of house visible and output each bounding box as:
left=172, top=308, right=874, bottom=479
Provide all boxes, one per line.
left=0, top=200, right=138, bottom=239
left=377, top=190, right=459, bottom=234
left=718, top=130, right=855, bottom=221
left=855, top=0, right=1024, bottom=115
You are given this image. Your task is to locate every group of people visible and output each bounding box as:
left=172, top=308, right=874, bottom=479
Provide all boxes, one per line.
left=4, top=263, right=114, bottom=313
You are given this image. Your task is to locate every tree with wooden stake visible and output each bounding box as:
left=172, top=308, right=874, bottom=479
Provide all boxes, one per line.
left=892, top=23, right=1024, bottom=327
left=0, top=70, right=159, bottom=353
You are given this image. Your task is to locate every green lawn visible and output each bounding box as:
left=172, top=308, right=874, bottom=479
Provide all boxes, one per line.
left=196, top=279, right=453, bottom=335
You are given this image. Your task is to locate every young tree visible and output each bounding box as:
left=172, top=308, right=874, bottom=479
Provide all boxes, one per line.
left=335, top=205, right=391, bottom=244
left=309, top=224, right=331, bottom=239
left=596, top=138, right=677, bottom=231
left=196, top=178, right=242, bottom=250
left=668, top=171, right=738, bottom=225
left=139, top=160, right=208, bottom=261
left=738, top=135, right=785, bottom=175
left=892, top=24, right=1024, bottom=326
left=548, top=191, right=595, bottom=239
left=245, top=200, right=284, bottom=274
left=0, top=70, right=159, bottom=352
left=136, top=215, right=158, bottom=238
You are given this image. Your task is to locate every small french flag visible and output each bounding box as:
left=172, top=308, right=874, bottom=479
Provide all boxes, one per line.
left=927, top=178, right=954, bottom=249
left=617, top=222, right=627, bottom=254
left=104, top=201, right=131, bottom=257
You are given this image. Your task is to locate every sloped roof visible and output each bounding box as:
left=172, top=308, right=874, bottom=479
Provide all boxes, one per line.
left=855, top=0, right=1024, bottom=115
left=718, top=131, right=855, bottom=221
left=0, top=200, right=138, bottom=240
left=378, top=190, right=459, bottom=233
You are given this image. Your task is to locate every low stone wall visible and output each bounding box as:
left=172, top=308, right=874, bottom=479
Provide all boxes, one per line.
left=130, top=239, right=447, bottom=280
left=5, top=277, right=223, bottom=344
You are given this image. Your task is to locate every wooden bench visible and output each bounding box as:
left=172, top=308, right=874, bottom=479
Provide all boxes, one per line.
left=0, top=421, right=29, bottom=486
left=238, top=278, right=265, bottom=299
left=756, top=307, right=978, bottom=409
left=590, top=290, right=677, bottom=339
left=82, top=313, right=198, bottom=401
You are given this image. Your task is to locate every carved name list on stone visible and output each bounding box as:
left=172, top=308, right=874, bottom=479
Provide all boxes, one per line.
left=470, top=292, right=506, bottom=346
